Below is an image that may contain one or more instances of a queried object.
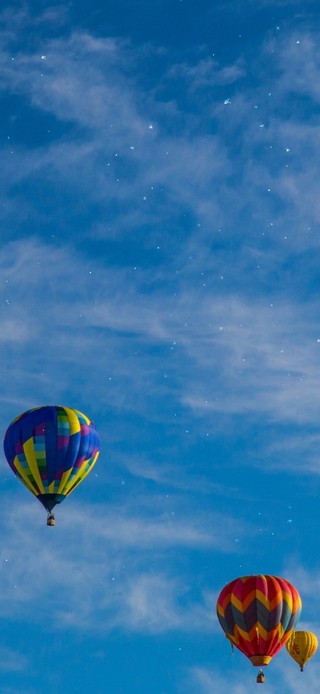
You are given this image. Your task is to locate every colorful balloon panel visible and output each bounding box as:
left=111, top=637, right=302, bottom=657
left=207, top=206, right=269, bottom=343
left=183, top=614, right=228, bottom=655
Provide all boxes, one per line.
left=286, top=630, right=318, bottom=671
left=3, top=406, right=100, bottom=512
left=216, top=575, right=302, bottom=666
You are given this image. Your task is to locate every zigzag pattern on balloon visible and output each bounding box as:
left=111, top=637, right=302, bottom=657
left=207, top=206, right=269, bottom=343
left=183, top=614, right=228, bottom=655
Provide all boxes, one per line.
left=217, top=575, right=302, bottom=666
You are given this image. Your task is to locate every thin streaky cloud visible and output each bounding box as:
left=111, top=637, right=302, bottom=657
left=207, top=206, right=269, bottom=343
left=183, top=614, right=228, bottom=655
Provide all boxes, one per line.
left=0, top=497, right=248, bottom=632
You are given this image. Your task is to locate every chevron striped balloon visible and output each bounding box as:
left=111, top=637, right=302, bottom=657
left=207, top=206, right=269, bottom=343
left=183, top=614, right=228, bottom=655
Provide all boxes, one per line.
left=216, top=574, right=302, bottom=667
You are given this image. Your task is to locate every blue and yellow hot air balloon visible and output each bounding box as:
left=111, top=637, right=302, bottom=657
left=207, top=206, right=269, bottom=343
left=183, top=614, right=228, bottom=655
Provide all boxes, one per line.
left=3, top=406, right=100, bottom=525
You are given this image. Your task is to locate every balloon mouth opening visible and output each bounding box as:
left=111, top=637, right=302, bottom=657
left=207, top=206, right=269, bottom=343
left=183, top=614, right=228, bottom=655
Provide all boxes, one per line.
left=250, top=656, right=272, bottom=666
left=37, top=493, right=65, bottom=512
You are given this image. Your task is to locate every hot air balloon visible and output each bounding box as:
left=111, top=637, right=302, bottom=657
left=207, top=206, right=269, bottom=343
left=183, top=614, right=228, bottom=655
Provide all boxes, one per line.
left=216, top=574, right=302, bottom=683
left=3, top=405, right=100, bottom=525
left=286, top=630, right=318, bottom=671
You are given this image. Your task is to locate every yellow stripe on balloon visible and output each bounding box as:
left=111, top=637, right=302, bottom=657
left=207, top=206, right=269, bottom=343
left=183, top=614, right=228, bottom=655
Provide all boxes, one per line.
left=251, top=623, right=270, bottom=642
left=23, top=437, right=45, bottom=494
left=62, top=462, right=89, bottom=496
left=278, top=623, right=286, bottom=641
left=63, top=407, right=81, bottom=435
left=270, top=594, right=283, bottom=610
left=232, top=625, right=241, bottom=645
left=279, top=589, right=293, bottom=609
left=57, top=467, right=73, bottom=494
left=255, top=589, right=271, bottom=610
left=64, top=450, right=99, bottom=496
left=231, top=594, right=246, bottom=612
left=234, top=624, right=253, bottom=642
left=74, top=408, right=91, bottom=425
left=72, top=450, right=99, bottom=486
left=13, top=456, right=40, bottom=496
left=242, top=588, right=262, bottom=611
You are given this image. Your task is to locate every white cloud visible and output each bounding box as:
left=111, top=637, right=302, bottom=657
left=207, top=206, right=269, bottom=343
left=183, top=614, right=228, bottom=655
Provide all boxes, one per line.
left=2, top=236, right=320, bottom=454
left=168, top=56, right=246, bottom=90
left=0, top=495, right=245, bottom=632
left=273, top=653, right=320, bottom=694
left=183, top=651, right=320, bottom=694
left=0, top=646, right=27, bottom=672
left=0, top=7, right=320, bottom=694
left=0, top=21, right=319, bottom=261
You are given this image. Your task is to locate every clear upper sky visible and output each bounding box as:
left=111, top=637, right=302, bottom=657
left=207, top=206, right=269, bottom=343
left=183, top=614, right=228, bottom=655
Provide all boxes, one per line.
left=0, top=1, right=320, bottom=692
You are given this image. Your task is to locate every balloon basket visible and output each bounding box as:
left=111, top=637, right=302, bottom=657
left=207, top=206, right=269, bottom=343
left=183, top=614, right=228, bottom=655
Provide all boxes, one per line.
left=256, top=670, right=265, bottom=684
left=47, top=513, right=56, bottom=527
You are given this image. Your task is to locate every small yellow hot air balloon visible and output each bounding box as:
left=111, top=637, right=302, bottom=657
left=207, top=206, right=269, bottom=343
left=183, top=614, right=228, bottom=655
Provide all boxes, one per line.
left=286, top=631, right=318, bottom=671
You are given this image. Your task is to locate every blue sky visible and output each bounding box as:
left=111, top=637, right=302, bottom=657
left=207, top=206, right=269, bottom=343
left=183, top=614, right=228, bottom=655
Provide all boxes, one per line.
left=1, top=0, right=320, bottom=692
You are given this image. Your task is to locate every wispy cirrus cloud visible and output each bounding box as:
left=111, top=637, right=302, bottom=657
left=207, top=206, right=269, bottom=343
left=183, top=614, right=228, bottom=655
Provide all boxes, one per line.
left=0, top=646, right=28, bottom=672
left=1, top=236, right=320, bottom=452
left=0, top=20, right=319, bottom=263
left=1, top=4, right=320, bottom=694
left=168, top=56, right=246, bottom=90
left=0, top=495, right=245, bottom=632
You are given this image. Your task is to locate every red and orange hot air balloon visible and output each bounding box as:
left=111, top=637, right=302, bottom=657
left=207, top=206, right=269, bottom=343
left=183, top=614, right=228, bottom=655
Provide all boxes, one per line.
left=216, top=574, right=302, bottom=683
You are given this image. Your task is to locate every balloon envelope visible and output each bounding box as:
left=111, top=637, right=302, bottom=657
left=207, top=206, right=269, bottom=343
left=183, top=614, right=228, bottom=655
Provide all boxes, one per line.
left=216, top=574, right=302, bottom=667
left=286, top=631, right=318, bottom=671
left=3, top=405, right=100, bottom=512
